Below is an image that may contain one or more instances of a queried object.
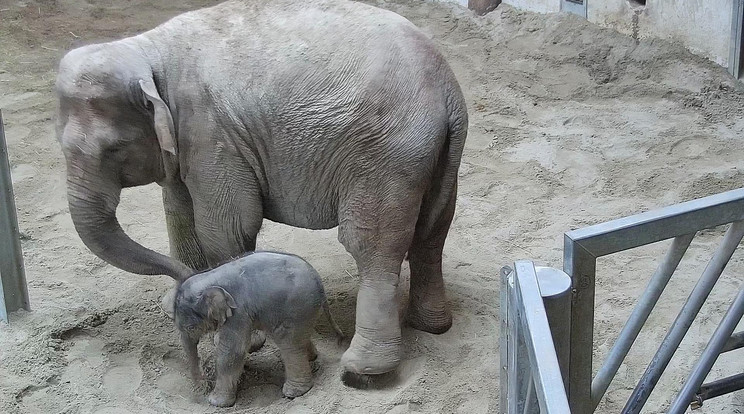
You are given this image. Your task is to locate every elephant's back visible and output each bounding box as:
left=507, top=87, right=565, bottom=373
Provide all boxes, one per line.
left=150, top=0, right=444, bottom=79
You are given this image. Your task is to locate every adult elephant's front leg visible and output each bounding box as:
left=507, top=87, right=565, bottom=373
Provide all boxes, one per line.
left=337, top=191, right=420, bottom=384
left=160, top=180, right=209, bottom=318
left=162, top=179, right=210, bottom=271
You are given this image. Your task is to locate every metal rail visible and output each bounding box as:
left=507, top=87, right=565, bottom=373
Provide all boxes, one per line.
left=500, top=261, right=571, bottom=413
left=667, top=283, right=744, bottom=413
left=563, top=187, right=744, bottom=414
left=0, top=109, right=30, bottom=323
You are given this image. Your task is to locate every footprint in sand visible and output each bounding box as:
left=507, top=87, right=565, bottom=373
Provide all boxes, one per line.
left=102, top=356, right=143, bottom=397
left=156, top=351, right=193, bottom=398
left=61, top=335, right=106, bottom=387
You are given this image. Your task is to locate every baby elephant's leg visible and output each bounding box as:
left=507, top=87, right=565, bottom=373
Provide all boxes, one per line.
left=209, top=327, right=248, bottom=407
left=274, top=328, right=314, bottom=398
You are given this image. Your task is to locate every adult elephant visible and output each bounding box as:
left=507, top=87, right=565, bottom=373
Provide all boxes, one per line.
left=55, top=0, right=467, bottom=381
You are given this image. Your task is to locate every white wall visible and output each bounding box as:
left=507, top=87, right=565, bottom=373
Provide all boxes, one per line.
left=588, top=0, right=733, bottom=67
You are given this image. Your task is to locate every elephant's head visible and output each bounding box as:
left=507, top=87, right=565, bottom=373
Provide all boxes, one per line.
left=175, top=284, right=238, bottom=339
left=55, top=41, right=192, bottom=280
left=174, top=283, right=238, bottom=381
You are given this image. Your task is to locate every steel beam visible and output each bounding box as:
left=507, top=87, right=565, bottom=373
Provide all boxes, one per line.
left=0, top=110, right=30, bottom=323
left=565, top=188, right=744, bottom=257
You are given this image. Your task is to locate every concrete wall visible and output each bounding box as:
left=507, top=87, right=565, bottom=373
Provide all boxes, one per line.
left=589, top=0, right=733, bottom=67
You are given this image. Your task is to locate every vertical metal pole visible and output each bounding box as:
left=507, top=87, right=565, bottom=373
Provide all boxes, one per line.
left=501, top=266, right=513, bottom=414
left=0, top=110, right=30, bottom=323
left=591, top=233, right=695, bottom=408
left=535, top=266, right=572, bottom=394
left=729, top=0, right=744, bottom=78
left=622, top=220, right=744, bottom=414
left=502, top=264, right=571, bottom=413
left=514, top=261, right=572, bottom=413
left=667, top=285, right=744, bottom=414
left=506, top=266, right=529, bottom=414
left=564, top=237, right=597, bottom=414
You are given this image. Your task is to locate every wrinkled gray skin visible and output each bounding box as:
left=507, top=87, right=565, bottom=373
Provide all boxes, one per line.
left=55, top=0, right=467, bottom=380
left=175, top=251, right=343, bottom=407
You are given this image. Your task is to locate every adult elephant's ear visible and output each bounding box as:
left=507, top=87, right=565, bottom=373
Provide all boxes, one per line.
left=139, top=79, right=177, bottom=155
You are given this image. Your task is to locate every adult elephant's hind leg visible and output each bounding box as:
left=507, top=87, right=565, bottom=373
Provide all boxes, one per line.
left=406, top=188, right=457, bottom=334
left=338, top=189, right=420, bottom=384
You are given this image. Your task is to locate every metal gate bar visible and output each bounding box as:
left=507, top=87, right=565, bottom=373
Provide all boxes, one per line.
left=693, top=373, right=744, bottom=408
left=591, top=233, right=695, bottom=408
left=501, top=261, right=571, bottom=414
left=564, top=188, right=744, bottom=414
left=622, top=220, right=744, bottom=413
left=722, top=331, right=744, bottom=352
left=667, top=284, right=744, bottom=413
left=0, top=110, right=30, bottom=323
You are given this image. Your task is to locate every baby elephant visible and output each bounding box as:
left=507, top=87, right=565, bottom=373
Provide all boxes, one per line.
left=173, top=251, right=344, bottom=407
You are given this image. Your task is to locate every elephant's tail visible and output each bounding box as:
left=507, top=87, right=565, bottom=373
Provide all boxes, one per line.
left=409, top=85, right=468, bottom=250
left=322, top=299, right=346, bottom=346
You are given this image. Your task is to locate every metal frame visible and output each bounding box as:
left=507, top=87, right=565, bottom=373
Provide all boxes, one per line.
left=0, top=109, right=29, bottom=323
left=563, top=187, right=744, bottom=413
left=667, top=283, right=744, bottom=412
left=500, top=261, right=571, bottom=413
left=729, top=0, right=744, bottom=78
left=560, top=0, right=587, bottom=18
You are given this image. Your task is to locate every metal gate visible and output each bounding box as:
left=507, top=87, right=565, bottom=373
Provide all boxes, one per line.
left=502, top=188, right=744, bottom=413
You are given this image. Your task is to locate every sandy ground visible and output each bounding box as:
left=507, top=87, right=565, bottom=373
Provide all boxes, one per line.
left=1, top=0, right=744, bottom=413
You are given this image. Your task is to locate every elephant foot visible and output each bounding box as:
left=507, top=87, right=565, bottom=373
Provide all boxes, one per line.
left=282, top=380, right=313, bottom=398
left=406, top=300, right=452, bottom=334
left=208, top=390, right=237, bottom=407
left=249, top=330, right=266, bottom=353
left=406, top=274, right=452, bottom=334
left=160, top=286, right=177, bottom=319
left=340, top=330, right=401, bottom=384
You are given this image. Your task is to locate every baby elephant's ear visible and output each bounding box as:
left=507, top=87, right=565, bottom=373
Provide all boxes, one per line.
left=202, top=286, right=238, bottom=326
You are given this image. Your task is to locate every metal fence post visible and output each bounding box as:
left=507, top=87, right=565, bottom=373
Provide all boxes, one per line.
left=501, top=263, right=572, bottom=413
left=535, top=266, right=572, bottom=394
left=500, top=265, right=512, bottom=414
left=0, top=110, right=30, bottom=323
left=564, top=239, right=596, bottom=414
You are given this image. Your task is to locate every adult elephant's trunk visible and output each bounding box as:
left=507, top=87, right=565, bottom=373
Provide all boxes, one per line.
left=66, top=165, right=193, bottom=281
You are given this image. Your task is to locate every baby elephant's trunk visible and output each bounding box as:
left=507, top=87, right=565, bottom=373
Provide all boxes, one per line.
left=322, top=300, right=345, bottom=345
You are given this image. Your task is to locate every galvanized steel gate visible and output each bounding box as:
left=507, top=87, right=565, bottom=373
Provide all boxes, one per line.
left=501, top=188, right=744, bottom=413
